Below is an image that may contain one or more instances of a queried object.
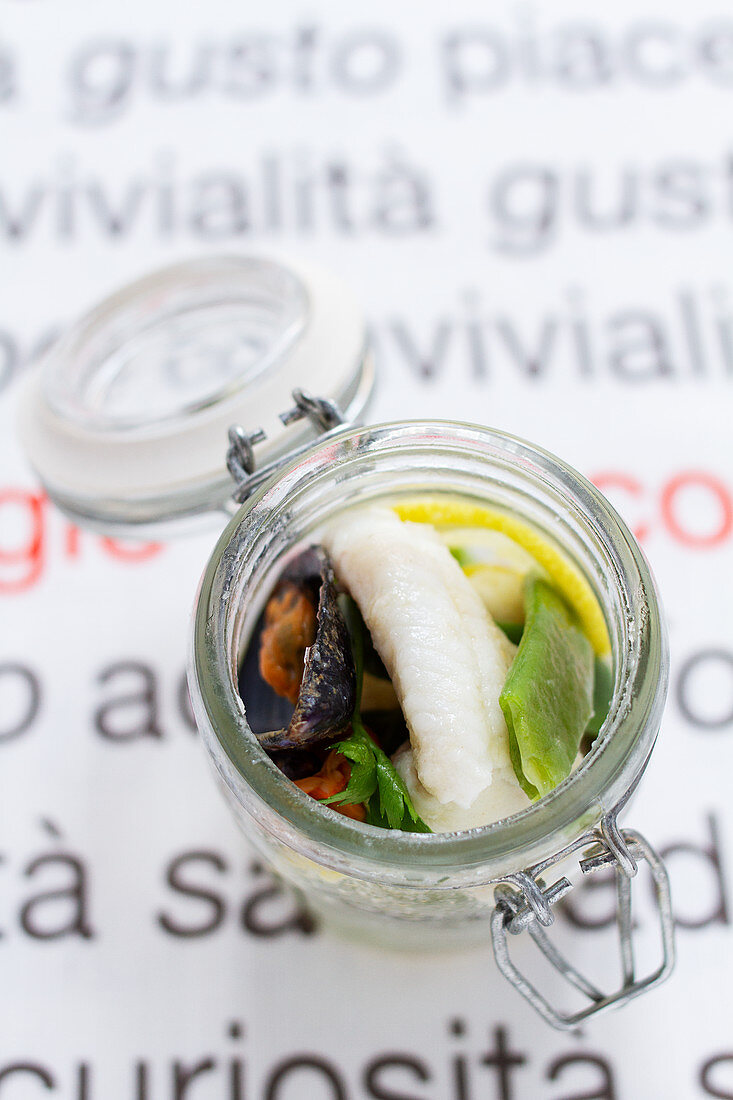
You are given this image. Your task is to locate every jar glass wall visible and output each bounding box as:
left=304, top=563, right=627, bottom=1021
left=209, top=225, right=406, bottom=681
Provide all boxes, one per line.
left=189, top=421, right=668, bottom=950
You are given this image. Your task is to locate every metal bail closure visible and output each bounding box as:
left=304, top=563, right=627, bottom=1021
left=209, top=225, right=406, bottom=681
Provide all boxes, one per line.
left=490, top=813, right=675, bottom=1030
left=227, top=389, right=347, bottom=504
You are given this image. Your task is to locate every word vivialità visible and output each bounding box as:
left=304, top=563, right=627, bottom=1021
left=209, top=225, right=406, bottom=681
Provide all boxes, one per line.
left=4, top=285, right=733, bottom=401
left=378, top=285, right=733, bottom=384
left=0, top=150, right=435, bottom=243
left=9, top=151, right=733, bottom=249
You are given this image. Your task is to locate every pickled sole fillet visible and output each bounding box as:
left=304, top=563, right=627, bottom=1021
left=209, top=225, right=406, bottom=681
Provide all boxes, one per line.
left=322, top=506, right=520, bottom=810
left=393, top=743, right=529, bottom=831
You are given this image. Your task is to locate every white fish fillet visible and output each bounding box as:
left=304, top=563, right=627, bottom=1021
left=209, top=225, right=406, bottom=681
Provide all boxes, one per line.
left=322, top=506, right=523, bottom=811
left=393, top=743, right=529, bottom=832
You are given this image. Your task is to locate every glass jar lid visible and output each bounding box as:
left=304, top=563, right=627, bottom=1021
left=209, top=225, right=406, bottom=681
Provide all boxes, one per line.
left=18, top=253, right=373, bottom=534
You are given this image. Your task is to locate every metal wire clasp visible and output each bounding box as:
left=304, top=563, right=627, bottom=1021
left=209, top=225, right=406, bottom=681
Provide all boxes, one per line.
left=226, top=389, right=347, bottom=504
left=490, top=814, right=675, bottom=1030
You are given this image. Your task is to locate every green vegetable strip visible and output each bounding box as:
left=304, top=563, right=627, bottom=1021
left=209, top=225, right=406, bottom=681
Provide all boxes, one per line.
left=586, top=656, right=614, bottom=739
left=449, top=546, right=472, bottom=568
left=500, top=577, right=594, bottom=800
left=495, top=621, right=524, bottom=645
left=321, top=597, right=431, bottom=833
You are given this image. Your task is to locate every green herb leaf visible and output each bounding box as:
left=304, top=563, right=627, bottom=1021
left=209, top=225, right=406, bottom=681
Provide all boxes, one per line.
left=321, top=725, right=377, bottom=806
left=365, top=790, right=433, bottom=832
left=323, top=597, right=431, bottom=833
left=500, top=577, right=594, bottom=800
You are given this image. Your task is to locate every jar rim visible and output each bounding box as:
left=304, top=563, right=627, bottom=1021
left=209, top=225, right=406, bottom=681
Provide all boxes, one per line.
left=190, top=421, right=669, bottom=886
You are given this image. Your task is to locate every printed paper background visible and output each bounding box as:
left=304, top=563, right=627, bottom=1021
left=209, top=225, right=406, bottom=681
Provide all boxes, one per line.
left=2, top=2, right=732, bottom=1096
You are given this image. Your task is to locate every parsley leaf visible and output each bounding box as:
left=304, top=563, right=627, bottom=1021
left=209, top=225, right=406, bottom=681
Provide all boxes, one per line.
left=323, top=724, right=376, bottom=806
left=321, top=597, right=431, bottom=833
left=368, top=761, right=433, bottom=832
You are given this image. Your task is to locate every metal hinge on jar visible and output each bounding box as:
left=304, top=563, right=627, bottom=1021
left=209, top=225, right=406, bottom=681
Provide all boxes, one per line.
left=226, top=389, right=348, bottom=504
left=490, top=812, right=675, bottom=1030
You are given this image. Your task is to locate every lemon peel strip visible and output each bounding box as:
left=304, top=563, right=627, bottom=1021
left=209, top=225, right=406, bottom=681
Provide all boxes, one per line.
left=392, top=496, right=611, bottom=658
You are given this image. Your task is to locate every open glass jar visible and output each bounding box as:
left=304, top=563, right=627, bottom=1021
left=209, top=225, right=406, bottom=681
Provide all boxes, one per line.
left=19, top=255, right=674, bottom=1031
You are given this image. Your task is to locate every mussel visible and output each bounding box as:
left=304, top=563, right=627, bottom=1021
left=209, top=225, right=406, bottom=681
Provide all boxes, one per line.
left=240, top=547, right=357, bottom=754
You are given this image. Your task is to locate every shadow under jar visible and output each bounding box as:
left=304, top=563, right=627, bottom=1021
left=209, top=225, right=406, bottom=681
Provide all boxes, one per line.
left=189, top=419, right=674, bottom=1031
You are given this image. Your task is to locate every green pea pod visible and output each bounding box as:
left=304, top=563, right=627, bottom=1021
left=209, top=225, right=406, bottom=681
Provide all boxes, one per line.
left=500, top=577, right=594, bottom=800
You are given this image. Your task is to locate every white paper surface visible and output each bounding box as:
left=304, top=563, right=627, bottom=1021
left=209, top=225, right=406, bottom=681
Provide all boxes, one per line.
left=2, top=2, right=732, bottom=1096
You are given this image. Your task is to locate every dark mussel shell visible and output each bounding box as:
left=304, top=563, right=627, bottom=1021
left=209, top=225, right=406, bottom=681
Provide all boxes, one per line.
left=247, top=547, right=356, bottom=753
left=268, top=747, right=326, bottom=781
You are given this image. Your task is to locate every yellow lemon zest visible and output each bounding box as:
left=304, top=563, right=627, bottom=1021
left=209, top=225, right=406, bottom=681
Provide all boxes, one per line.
left=393, top=496, right=611, bottom=657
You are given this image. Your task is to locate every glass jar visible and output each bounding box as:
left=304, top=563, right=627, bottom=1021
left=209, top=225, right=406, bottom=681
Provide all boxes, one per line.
left=19, top=255, right=674, bottom=1030
left=190, top=419, right=674, bottom=1029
